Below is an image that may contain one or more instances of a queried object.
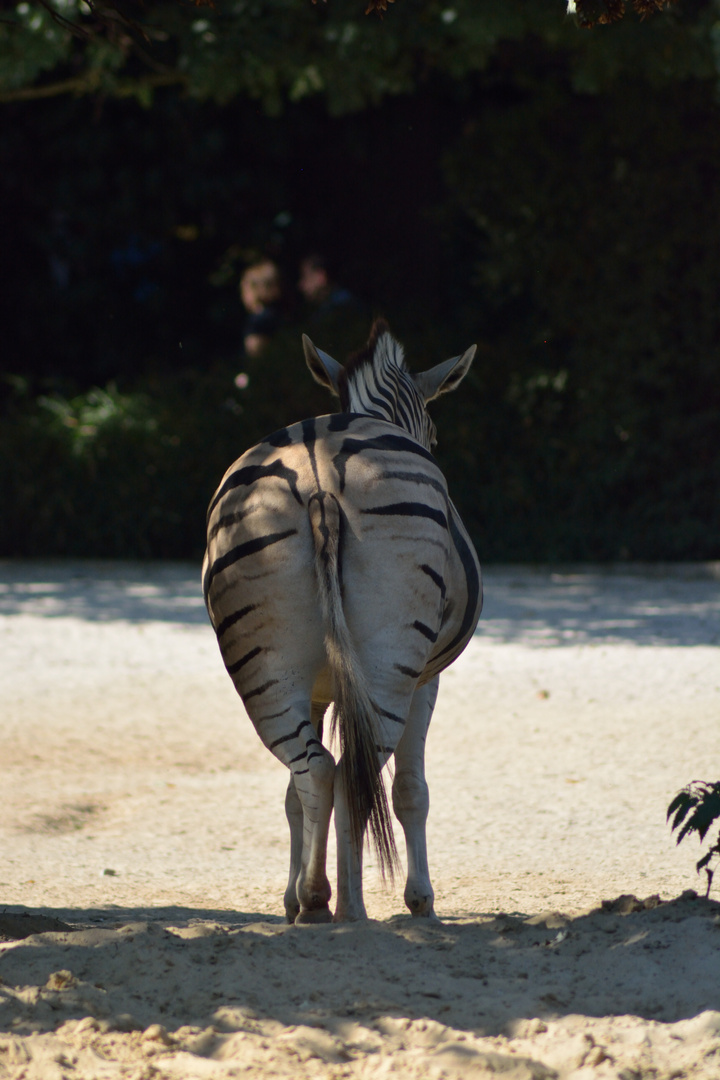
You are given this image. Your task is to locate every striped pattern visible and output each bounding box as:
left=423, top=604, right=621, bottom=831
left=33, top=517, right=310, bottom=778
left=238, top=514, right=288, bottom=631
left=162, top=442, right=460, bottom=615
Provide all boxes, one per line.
left=203, top=319, right=481, bottom=923
left=337, top=330, right=438, bottom=450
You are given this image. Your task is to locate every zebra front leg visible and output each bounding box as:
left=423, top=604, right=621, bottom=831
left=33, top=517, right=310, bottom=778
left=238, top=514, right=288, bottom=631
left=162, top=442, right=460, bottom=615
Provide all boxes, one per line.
left=392, top=677, right=439, bottom=919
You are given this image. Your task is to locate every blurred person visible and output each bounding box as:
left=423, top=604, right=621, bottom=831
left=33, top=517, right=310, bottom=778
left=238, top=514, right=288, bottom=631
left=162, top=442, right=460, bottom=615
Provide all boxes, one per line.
left=298, top=253, right=359, bottom=318
left=239, top=258, right=283, bottom=359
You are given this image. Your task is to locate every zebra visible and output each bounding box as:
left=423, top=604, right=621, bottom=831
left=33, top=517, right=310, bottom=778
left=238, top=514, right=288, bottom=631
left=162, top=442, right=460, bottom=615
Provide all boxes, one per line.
left=203, top=318, right=482, bottom=923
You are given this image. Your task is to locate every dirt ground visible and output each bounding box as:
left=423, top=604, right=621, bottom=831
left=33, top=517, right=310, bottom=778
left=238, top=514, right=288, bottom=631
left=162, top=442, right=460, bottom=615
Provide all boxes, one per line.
left=1, top=560, right=720, bottom=1079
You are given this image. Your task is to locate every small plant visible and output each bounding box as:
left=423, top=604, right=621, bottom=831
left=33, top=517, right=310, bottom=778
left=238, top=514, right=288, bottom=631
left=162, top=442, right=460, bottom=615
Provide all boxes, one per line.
left=37, top=384, right=156, bottom=456
left=667, top=781, right=720, bottom=898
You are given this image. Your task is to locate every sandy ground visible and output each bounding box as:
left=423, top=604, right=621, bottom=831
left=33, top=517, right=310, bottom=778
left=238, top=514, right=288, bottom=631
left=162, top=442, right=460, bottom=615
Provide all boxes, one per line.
left=1, top=559, right=720, bottom=1079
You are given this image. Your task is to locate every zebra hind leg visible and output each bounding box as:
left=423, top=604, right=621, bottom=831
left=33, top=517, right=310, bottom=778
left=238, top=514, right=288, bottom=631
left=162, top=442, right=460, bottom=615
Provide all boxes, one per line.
left=293, top=742, right=336, bottom=923
left=283, top=701, right=328, bottom=923
left=283, top=775, right=303, bottom=922
left=333, top=698, right=405, bottom=923
left=392, top=678, right=440, bottom=919
left=282, top=718, right=335, bottom=923
left=253, top=695, right=335, bottom=923
left=333, top=763, right=369, bottom=922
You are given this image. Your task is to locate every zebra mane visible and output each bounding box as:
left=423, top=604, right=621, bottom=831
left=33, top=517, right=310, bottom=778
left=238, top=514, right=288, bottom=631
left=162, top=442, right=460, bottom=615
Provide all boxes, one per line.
left=338, top=318, right=407, bottom=413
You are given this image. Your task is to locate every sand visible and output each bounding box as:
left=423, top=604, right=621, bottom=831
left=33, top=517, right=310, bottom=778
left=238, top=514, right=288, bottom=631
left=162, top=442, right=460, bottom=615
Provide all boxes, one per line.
left=1, top=560, right=719, bottom=1079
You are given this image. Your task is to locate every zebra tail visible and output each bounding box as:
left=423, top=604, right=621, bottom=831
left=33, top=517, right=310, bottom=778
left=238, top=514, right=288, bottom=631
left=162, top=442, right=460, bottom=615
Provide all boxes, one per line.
left=308, top=491, right=398, bottom=880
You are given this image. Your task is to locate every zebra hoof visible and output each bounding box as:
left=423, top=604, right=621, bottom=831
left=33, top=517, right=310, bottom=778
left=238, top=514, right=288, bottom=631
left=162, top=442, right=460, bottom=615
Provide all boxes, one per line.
left=406, top=893, right=436, bottom=919
left=295, top=906, right=333, bottom=925
left=284, top=889, right=300, bottom=923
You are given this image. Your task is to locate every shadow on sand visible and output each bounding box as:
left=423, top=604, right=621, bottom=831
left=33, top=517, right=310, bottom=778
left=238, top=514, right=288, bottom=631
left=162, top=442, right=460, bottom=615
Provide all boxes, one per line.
left=2, top=893, right=719, bottom=1038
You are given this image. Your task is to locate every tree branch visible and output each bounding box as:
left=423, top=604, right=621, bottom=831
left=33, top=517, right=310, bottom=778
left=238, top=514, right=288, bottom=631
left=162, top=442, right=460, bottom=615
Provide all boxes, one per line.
left=0, top=70, right=187, bottom=103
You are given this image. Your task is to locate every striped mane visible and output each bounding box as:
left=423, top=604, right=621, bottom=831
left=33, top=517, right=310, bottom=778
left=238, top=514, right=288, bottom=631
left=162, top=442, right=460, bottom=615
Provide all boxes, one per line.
left=338, top=318, right=406, bottom=414
left=336, top=318, right=437, bottom=447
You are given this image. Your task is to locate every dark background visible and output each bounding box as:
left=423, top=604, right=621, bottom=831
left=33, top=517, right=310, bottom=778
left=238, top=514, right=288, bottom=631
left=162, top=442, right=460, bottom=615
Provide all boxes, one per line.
left=1, top=5, right=719, bottom=562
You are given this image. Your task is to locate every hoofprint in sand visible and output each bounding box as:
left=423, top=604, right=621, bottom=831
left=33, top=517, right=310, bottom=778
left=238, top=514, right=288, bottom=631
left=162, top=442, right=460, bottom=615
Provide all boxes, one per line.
left=1, top=561, right=719, bottom=1079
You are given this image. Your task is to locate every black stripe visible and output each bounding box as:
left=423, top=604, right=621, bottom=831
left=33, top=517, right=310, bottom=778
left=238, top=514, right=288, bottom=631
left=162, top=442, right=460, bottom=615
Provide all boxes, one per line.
left=381, top=470, right=447, bottom=495
left=368, top=373, right=398, bottom=413
left=205, top=529, right=297, bottom=591
left=370, top=368, right=397, bottom=404
left=360, top=384, right=392, bottom=418
left=362, top=502, right=447, bottom=529
left=208, top=507, right=253, bottom=543
left=225, top=645, right=261, bottom=675
left=260, top=706, right=292, bottom=723
left=244, top=678, right=279, bottom=702
left=395, top=664, right=421, bottom=678
left=343, top=433, right=436, bottom=462
left=361, top=408, right=392, bottom=424
left=308, top=492, right=331, bottom=578
left=301, top=417, right=322, bottom=488
left=307, top=750, right=326, bottom=762
left=432, top=509, right=482, bottom=664
left=413, top=620, right=438, bottom=643
left=289, top=749, right=307, bottom=763
left=207, top=460, right=302, bottom=521
left=396, top=382, right=421, bottom=427
left=419, top=563, right=447, bottom=599
left=216, top=604, right=257, bottom=638
left=327, top=413, right=358, bottom=432
left=403, top=537, right=448, bottom=554
left=269, top=719, right=312, bottom=750
left=302, top=417, right=317, bottom=446
left=333, top=434, right=436, bottom=491
left=377, top=708, right=406, bottom=725
left=263, top=427, right=293, bottom=447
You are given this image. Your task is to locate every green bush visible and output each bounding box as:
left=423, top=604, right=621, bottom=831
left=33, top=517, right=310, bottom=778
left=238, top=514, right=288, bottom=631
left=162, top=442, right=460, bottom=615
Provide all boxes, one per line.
left=1, top=373, right=237, bottom=559
left=439, top=78, right=720, bottom=560
left=2, top=62, right=720, bottom=562
left=668, top=782, right=720, bottom=898
left=3, top=284, right=718, bottom=562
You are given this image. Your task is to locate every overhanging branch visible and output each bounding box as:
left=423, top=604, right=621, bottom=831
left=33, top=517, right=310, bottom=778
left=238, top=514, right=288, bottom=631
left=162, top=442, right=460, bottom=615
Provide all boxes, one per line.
left=0, top=70, right=187, bottom=103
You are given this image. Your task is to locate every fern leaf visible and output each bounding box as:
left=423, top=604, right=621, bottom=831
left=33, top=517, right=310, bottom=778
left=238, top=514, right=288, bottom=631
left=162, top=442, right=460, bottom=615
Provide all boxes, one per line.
left=697, top=849, right=714, bottom=872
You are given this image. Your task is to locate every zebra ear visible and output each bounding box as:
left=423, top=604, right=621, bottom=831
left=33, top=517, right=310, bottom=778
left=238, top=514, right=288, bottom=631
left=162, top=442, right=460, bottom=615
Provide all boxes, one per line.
left=303, top=334, right=344, bottom=396
left=413, top=344, right=477, bottom=403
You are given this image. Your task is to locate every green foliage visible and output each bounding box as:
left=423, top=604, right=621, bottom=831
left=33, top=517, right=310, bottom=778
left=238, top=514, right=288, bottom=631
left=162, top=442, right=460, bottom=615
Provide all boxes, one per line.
left=0, top=0, right=718, bottom=109
left=2, top=11, right=720, bottom=562
left=668, top=782, right=720, bottom=897
left=439, top=73, right=720, bottom=559
left=0, top=372, right=247, bottom=558
left=0, top=315, right=372, bottom=561
left=0, top=0, right=72, bottom=92
left=36, top=384, right=157, bottom=455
